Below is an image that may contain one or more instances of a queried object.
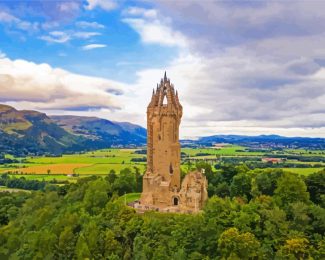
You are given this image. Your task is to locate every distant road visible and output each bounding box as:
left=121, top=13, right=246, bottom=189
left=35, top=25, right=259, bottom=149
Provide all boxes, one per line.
left=0, top=186, right=31, bottom=193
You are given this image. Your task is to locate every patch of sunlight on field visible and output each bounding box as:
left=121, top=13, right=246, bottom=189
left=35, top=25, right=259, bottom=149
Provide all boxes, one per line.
left=0, top=167, right=14, bottom=173
left=11, top=163, right=92, bottom=174
left=0, top=163, right=50, bottom=173
left=25, top=149, right=145, bottom=164
left=281, top=168, right=324, bottom=175
left=117, top=193, right=141, bottom=204
left=182, top=146, right=264, bottom=156
left=0, top=186, right=31, bottom=193
left=7, top=174, right=79, bottom=181
left=75, top=163, right=146, bottom=175
left=285, top=160, right=325, bottom=166
left=284, top=149, right=325, bottom=156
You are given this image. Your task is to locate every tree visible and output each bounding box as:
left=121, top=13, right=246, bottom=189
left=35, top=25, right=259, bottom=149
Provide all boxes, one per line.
left=305, top=170, right=325, bottom=204
left=217, top=227, right=260, bottom=259
left=106, top=169, right=117, bottom=184
left=276, top=238, right=312, bottom=259
left=83, top=178, right=110, bottom=214
left=204, top=196, right=239, bottom=228
left=215, top=182, right=230, bottom=198
left=230, top=173, right=252, bottom=200
left=220, top=164, right=238, bottom=184
left=274, top=173, right=309, bottom=207
left=288, top=202, right=311, bottom=233
left=113, top=168, right=137, bottom=195
left=255, top=169, right=284, bottom=196
left=75, top=235, right=91, bottom=259
left=196, top=161, right=213, bottom=178
left=133, top=166, right=143, bottom=192
left=235, top=164, right=250, bottom=174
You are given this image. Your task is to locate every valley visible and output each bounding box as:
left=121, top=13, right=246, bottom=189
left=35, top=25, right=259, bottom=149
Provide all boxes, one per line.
left=1, top=145, right=324, bottom=185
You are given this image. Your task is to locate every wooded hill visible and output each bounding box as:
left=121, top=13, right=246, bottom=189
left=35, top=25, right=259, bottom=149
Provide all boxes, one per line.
left=0, top=104, right=146, bottom=156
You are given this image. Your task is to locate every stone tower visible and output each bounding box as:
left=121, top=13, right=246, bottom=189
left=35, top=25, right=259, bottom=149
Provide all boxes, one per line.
left=146, top=71, right=182, bottom=189
left=139, top=72, right=208, bottom=213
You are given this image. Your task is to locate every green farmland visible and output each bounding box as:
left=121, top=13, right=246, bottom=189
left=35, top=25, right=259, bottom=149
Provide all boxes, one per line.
left=1, top=146, right=325, bottom=183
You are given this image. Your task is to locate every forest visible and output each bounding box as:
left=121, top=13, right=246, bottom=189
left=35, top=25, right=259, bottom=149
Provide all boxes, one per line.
left=0, top=164, right=324, bottom=259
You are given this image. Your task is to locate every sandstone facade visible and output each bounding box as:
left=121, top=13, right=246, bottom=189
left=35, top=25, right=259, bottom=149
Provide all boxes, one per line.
left=137, top=73, right=208, bottom=213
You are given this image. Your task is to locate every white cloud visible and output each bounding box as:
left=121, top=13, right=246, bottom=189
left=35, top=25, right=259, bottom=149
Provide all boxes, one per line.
left=0, top=10, right=39, bottom=32
left=41, top=21, right=60, bottom=30
left=122, top=6, right=188, bottom=48
left=40, top=31, right=71, bottom=43
left=40, top=30, right=101, bottom=43
left=59, top=2, right=80, bottom=12
left=0, top=57, right=123, bottom=111
left=313, top=68, right=325, bottom=80
left=0, top=51, right=6, bottom=59
left=0, top=11, right=19, bottom=23
left=1, top=2, right=325, bottom=138
left=85, top=0, right=117, bottom=11
left=124, top=18, right=186, bottom=47
left=82, top=44, right=107, bottom=50
left=1, top=52, right=324, bottom=137
left=96, top=50, right=325, bottom=138
left=76, top=21, right=105, bottom=29
left=112, top=1, right=325, bottom=138
left=73, top=31, right=101, bottom=39
left=124, top=7, right=158, bottom=19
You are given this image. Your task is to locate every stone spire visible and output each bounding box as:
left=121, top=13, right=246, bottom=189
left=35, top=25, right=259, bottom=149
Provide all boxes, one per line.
left=149, top=72, right=182, bottom=111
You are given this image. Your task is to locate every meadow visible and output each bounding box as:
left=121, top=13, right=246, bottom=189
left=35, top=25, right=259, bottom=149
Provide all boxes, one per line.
left=1, top=146, right=324, bottom=182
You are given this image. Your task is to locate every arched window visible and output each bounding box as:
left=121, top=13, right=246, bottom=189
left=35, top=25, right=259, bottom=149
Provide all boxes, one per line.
left=169, top=163, right=173, bottom=175
left=162, top=92, right=168, bottom=105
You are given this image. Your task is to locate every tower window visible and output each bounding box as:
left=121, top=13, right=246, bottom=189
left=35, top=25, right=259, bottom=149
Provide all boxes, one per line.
left=169, top=163, right=173, bottom=175
left=162, top=94, right=167, bottom=105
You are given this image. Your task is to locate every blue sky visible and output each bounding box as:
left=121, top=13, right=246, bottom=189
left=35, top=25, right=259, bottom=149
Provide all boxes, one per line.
left=0, top=0, right=325, bottom=138
left=0, top=0, right=177, bottom=83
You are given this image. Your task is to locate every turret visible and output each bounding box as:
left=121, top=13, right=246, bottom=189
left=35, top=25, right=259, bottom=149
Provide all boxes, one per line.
left=145, top=72, right=183, bottom=188
left=148, top=72, right=183, bottom=115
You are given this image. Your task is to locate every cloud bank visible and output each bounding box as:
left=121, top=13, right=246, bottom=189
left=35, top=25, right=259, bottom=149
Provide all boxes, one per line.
left=0, top=1, right=325, bottom=137
left=0, top=56, right=123, bottom=111
left=116, top=2, right=325, bottom=137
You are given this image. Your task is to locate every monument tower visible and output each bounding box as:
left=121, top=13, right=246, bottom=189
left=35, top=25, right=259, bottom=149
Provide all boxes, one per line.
left=138, top=72, right=208, bottom=213
left=146, top=71, right=182, bottom=190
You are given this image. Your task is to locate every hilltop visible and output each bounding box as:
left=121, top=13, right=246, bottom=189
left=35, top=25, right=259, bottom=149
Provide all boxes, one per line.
left=0, top=104, right=146, bottom=156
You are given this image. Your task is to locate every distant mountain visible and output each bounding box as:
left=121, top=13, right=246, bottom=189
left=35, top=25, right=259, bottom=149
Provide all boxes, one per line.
left=0, top=104, right=146, bottom=156
left=0, top=104, right=84, bottom=156
left=50, top=115, right=146, bottom=146
left=182, top=134, right=325, bottom=149
left=1, top=104, right=324, bottom=156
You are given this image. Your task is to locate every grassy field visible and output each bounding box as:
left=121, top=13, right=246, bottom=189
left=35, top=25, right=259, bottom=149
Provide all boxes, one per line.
left=1, top=146, right=324, bottom=182
left=1, top=149, right=146, bottom=176
left=7, top=174, right=79, bottom=182
left=182, top=146, right=265, bottom=156
left=284, top=149, right=325, bottom=156
left=280, top=167, right=324, bottom=176
left=0, top=186, right=31, bottom=193
left=117, top=193, right=141, bottom=204
left=75, top=163, right=146, bottom=175
left=12, top=163, right=92, bottom=175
